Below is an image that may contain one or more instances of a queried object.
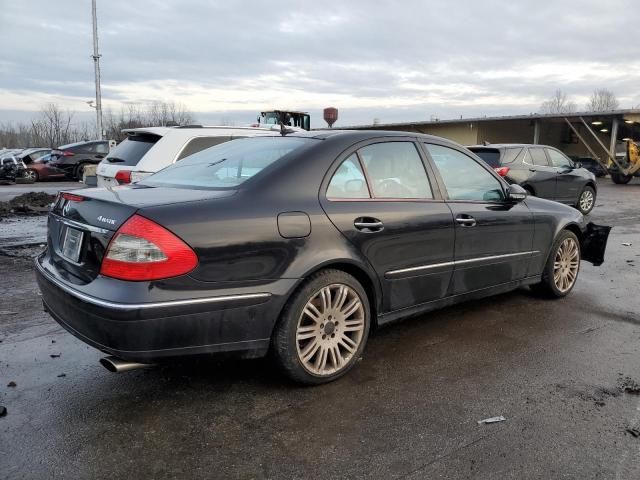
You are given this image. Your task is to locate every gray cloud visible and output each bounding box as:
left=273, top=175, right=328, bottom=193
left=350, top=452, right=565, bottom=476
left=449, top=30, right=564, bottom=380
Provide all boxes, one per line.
left=1, top=0, right=639, bottom=127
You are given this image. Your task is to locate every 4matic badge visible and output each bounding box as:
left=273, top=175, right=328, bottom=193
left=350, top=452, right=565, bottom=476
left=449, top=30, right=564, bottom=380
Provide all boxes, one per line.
left=97, top=215, right=116, bottom=226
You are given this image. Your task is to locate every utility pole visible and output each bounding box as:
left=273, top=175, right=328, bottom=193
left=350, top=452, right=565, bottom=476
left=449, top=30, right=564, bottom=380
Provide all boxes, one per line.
left=91, top=0, right=103, bottom=139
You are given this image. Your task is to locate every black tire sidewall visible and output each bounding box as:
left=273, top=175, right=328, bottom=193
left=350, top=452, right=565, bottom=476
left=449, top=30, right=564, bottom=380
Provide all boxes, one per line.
left=273, top=269, right=371, bottom=385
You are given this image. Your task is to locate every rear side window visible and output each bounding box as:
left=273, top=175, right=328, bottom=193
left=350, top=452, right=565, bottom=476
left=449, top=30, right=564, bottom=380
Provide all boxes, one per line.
left=527, top=148, right=549, bottom=166
left=358, top=142, right=433, bottom=199
left=327, top=155, right=370, bottom=199
left=177, top=136, right=232, bottom=161
left=105, top=135, right=159, bottom=166
left=469, top=148, right=501, bottom=167
left=502, top=148, right=523, bottom=164
left=144, top=137, right=310, bottom=189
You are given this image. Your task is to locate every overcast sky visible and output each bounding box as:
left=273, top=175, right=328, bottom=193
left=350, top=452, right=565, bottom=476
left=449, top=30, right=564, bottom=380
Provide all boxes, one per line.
left=1, top=0, right=639, bottom=127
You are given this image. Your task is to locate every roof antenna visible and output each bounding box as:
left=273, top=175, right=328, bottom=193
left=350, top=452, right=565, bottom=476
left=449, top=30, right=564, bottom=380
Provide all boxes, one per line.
left=483, top=140, right=491, bottom=146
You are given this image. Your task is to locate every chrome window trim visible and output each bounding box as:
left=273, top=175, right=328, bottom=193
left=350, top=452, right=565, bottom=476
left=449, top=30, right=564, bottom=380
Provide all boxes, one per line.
left=36, top=259, right=271, bottom=310
left=386, top=251, right=540, bottom=277
left=50, top=213, right=111, bottom=235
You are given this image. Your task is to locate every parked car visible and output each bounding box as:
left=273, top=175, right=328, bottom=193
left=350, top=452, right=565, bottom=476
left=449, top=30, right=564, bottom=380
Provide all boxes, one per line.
left=96, top=126, right=282, bottom=187
left=24, top=152, right=68, bottom=181
left=36, top=131, right=610, bottom=384
left=468, top=144, right=598, bottom=215
left=49, top=140, right=110, bottom=180
left=570, top=157, right=607, bottom=178
left=0, top=154, right=32, bottom=184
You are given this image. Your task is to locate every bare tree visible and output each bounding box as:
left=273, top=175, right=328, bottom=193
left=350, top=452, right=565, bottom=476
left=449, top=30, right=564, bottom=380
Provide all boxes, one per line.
left=587, top=89, right=620, bottom=112
left=540, top=90, right=577, bottom=114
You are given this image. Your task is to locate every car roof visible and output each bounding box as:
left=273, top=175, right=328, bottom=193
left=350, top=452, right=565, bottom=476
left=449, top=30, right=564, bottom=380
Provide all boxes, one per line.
left=122, top=125, right=292, bottom=138
left=58, top=140, right=106, bottom=149
left=468, top=143, right=551, bottom=149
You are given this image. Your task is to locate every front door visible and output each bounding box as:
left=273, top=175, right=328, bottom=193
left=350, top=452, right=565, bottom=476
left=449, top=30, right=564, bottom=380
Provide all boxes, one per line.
left=546, top=148, right=582, bottom=203
left=320, top=140, right=455, bottom=313
left=423, top=143, right=535, bottom=294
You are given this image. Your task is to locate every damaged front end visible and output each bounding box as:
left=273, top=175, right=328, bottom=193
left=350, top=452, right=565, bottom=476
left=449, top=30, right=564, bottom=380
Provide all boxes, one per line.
left=581, top=222, right=612, bottom=266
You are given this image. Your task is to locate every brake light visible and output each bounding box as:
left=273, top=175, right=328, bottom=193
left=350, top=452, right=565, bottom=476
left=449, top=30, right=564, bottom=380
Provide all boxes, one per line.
left=62, top=150, right=75, bottom=157
left=61, top=192, right=85, bottom=202
left=115, top=170, right=132, bottom=184
left=494, top=166, right=510, bottom=177
left=100, top=215, right=197, bottom=281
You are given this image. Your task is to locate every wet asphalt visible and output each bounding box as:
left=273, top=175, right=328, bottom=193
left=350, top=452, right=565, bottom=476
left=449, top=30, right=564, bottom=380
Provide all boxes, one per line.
left=1, top=178, right=639, bottom=479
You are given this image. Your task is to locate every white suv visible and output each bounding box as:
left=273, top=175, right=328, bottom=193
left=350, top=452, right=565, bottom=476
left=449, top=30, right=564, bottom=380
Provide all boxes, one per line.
left=96, top=126, right=279, bottom=187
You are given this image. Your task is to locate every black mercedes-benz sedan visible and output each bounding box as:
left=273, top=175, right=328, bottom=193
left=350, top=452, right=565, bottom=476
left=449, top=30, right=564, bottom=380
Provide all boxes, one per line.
left=467, top=144, right=598, bottom=215
left=35, top=131, right=610, bottom=384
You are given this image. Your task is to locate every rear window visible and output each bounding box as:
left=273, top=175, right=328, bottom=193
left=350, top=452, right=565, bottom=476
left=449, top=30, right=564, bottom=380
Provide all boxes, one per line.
left=105, top=135, right=159, bottom=166
left=143, top=137, right=310, bottom=189
left=469, top=148, right=501, bottom=167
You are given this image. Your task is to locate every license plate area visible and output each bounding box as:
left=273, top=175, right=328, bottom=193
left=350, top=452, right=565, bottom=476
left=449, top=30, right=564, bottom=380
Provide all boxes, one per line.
left=62, top=226, right=84, bottom=263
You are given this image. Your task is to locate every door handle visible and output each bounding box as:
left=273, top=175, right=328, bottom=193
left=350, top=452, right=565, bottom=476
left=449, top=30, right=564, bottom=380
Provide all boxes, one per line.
left=528, top=168, right=537, bottom=172
left=354, top=217, right=384, bottom=232
left=455, top=215, right=477, bottom=227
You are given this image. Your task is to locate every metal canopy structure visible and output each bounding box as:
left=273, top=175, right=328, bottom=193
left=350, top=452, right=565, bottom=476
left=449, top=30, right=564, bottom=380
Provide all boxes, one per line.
left=346, top=109, right=640, bottom=173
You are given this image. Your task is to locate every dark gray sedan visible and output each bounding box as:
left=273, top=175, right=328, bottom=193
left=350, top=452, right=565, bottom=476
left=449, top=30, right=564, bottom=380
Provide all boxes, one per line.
left=468, top=144, right=597, bottom=214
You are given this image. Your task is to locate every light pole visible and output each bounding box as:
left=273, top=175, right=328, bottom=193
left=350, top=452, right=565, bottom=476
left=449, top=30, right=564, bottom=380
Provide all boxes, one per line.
left=91, top=0, right=103, bottom=140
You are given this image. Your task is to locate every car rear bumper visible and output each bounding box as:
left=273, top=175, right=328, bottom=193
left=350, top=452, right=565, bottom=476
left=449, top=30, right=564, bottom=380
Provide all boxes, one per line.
left=35, top=254, right=294, bottom=362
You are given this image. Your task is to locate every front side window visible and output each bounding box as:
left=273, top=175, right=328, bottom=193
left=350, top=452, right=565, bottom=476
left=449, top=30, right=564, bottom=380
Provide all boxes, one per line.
left=547, top=149, right=572, bottom=168
left=327, top=154, right=370, bottom=199
left=95, top=143, right=109, bottom=154
left=425, top=144, right=505, bottom=202
left=527, top=148, right=549, bottom=166
left=358, top=142, right=433, bottom=199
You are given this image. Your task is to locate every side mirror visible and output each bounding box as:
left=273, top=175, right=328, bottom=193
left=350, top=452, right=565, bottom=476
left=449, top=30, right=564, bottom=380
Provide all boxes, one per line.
left=507, top=184, right=527, bottom=202
left=574, top=162, right=582, bottom=169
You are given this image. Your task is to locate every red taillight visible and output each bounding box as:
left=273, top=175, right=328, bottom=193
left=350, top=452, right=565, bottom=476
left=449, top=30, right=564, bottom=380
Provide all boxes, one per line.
left=62, top=150, right=75, bottom=157
left=494, top=166, right=510, bottom=177
left=100, top=215, right=197, bottom=281
left=115, top=170, right=132, bottom=184
left=61, top=192, right=85, bottom=202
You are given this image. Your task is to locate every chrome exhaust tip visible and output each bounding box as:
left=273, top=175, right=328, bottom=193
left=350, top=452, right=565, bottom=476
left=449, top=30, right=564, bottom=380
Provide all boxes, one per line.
left=100, top=356, right=154, bottom=373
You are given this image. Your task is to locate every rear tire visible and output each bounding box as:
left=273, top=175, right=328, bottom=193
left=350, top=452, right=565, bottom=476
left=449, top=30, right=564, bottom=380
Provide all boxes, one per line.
left=272, top=269, right=371, bottom=385
left=611, top=172, right=632, bottom=184
left=531, top=230, right=580, bottom=298
left=74, top=163, right=88, bottom=181
left=576, top=185, right=595, bottom=215
left=26, top=169, right=38, bottom=182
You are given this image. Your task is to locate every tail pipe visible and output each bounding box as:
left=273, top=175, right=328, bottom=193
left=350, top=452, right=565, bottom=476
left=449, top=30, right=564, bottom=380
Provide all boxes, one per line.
left=100, top=356, right=154, bottom=373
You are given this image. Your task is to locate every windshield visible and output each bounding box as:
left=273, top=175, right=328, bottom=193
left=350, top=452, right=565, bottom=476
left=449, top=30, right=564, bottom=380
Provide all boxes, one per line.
left=143, top=137, right=310, bottom=189
left=105, top=135, right=159, bottom=166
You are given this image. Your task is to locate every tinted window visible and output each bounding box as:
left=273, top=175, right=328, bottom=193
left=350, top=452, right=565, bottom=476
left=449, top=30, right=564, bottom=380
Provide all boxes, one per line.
left=547, top=149, right=572, bottom=168
left=327, top=154, right=370, bottom=199
left=426, top=144, right=505, bottom=202
left=502, top=147, right=523, bottom=164
left=469, top=148, right=501, bottom=167
left=359, top=142, right=432, bottom=199
left=105, top=135, right=159, bottom=166
left=144, top=137, right=309, bottom=189
left=528, top=148, right=549, bottom=166
left=177, top=136, right=231, bottom=161
left=95, top=142, right=109, bottom=154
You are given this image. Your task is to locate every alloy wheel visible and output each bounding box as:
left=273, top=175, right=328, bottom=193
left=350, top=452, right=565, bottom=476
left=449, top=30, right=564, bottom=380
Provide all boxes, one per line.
left=296, top=283, right=365, bottom=376
left=579, top=190, right=594, bottom=213
left=553, top=237, right=579, bottom=293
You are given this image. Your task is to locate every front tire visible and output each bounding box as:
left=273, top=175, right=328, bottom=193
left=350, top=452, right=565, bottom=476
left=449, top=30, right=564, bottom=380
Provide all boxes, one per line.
left=611, top=172, right=632, bottom=184
left=576, top=185, right=595, bottom=214
left=531, top=230, right=580, bottom=298
left=272, top=269, right=371, bottom=385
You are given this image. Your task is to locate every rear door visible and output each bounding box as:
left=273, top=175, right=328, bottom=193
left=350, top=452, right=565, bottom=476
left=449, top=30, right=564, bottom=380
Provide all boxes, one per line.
left=523, top=147, right=557, bottom=199
left=423, top=142, right=535, bottom=294
left=546, top=148, right=582, bottom=203
left=320, top=139, right=455, bottom=313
